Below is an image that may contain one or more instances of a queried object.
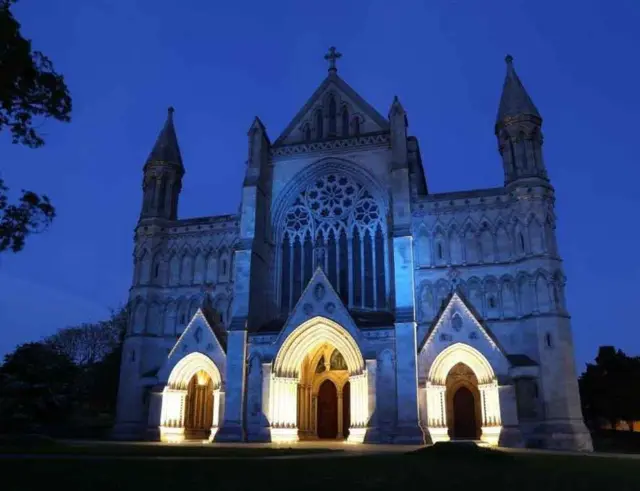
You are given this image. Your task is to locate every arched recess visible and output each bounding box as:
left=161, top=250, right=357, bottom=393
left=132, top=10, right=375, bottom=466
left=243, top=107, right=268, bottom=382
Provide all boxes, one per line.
left=159, top=352, right=224, bottom=443
left=425, top=343, right=502, bottom=445
left=270, top=316, right=368, bottom=443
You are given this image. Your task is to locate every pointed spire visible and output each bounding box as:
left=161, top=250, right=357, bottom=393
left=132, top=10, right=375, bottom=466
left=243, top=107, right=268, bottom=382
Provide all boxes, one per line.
left=147, top=106, right=183, bottom=167
left=389, top=95, right=406, bottom=119
left=496, top=55, right=541, bottom=124
left=248, top=116, right=266, bottom=135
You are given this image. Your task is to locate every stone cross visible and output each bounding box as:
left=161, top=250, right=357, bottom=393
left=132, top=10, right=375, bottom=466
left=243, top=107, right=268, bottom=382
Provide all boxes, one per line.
left=324, top=46, right=342, bottom=73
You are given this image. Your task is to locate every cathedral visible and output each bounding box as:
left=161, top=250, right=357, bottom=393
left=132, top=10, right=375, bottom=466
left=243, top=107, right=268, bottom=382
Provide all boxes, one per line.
left=113, top=48, right=592, bottom=450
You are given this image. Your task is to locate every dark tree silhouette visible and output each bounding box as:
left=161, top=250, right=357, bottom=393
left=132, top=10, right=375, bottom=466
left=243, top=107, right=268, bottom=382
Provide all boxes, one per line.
left=579, top=346, right=640, bottom=430
left=0, top=343, right=78, bottom=434
left=0, top=0, right=72, bottom=253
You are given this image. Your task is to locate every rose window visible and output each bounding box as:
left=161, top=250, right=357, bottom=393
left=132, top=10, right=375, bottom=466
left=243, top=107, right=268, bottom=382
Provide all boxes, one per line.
left=305, top=174, right=360, bottom=220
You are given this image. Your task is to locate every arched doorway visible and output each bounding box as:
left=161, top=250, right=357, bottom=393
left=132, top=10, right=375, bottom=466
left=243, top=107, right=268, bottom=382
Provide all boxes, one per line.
left=425, top=342, right=502, bottom=445
left=184, top=370, right=214, bottom=440
left=160, top=352, right=223, bottom=443
left=446, top=362, right=481, bottom=440
left=317, top=380, right=338, bottom=439
left=452, top=386, right=477, bottom=439
left=270, top=316, right=368, bottom=443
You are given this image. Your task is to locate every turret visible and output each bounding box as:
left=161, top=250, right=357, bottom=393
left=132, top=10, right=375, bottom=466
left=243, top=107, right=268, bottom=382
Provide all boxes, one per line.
left=495, top=55, right=548, bottom=185
left=140, top=107, right=185, bottom=221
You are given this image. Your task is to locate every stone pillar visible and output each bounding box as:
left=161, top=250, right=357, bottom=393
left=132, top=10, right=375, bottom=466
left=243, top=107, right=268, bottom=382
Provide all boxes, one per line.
left=479, top=380, right=502, bottom=446
left=159, top=388, right=187, bottom=442
left=426, top=383, right=448, bottom=443
left=497, top=383, right=524, bottom=447
left=337, top=389, right=344, bottom=439
left=394, top=321, right=424, bottom=443
left=268, top=375, right=298, bottom=442
left=214, top=330, right=247, bottom=442
left=364, top=359, right=380, bottom=443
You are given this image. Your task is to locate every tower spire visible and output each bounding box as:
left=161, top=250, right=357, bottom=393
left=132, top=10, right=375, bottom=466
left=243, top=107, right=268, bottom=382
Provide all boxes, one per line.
left=147, top=106, right=183, bottom=167
left=140, top=107, right=185, bottom=221
left=495, top=56, right=548, bottom=185
left=496, top=55, right=541, bottom=124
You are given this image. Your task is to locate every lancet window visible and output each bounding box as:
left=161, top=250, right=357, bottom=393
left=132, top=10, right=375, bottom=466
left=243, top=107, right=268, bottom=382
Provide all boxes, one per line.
left=278, top=173, right=387, bottom=313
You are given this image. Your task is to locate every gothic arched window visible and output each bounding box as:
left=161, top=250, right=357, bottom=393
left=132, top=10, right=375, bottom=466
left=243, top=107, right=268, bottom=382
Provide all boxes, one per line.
left=341, top=107, right=349, bottom=137
left=328, top=95, right=337, bottom=136
left=278, top=173, right=387, bottom=313
left=315, top=110, right=323, bottom=140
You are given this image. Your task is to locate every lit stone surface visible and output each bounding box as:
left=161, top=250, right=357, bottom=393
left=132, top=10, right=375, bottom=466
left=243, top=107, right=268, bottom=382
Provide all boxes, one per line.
left=112, top=50, right=592, bottom=451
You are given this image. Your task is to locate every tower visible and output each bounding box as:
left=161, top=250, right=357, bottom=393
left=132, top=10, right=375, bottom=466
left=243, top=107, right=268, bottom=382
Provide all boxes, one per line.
left=495, top=55, right=548, bottom=186
left=140, top=107, right=184, bottom=221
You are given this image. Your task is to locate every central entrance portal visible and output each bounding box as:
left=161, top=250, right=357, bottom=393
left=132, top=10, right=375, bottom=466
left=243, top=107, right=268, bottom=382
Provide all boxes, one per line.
left=452, top=386, right=477, bottom=439
left=446, top=362, right=481, bottom=440
left=298, top=344, right=351, bottom=440
left=269, top=315, right=368, bottom=443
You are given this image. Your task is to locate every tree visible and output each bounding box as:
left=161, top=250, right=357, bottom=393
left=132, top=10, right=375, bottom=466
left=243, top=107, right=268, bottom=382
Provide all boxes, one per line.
left=0, top=342, right=78, bottom=434
left=579, top=346, right=640, bottom=430
left=0, top=0, right=72, bottom=253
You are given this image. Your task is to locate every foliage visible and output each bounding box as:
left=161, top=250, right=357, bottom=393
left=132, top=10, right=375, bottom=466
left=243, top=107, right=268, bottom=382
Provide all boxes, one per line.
left=44, top=307, right=127, bottom=365
left=0, top=0, right=72, bottom=253
left=0, top=306, right=128, bottom=436
left=0, top=342, right=78, bottom=434
left=579, top=346, right=640, bottom=429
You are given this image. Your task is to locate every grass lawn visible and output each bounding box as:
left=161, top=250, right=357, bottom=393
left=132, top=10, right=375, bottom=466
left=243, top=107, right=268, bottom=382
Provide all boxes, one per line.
left=0, top=444, right=638, bottom=491
left=0, top=439, right=340, bottom=457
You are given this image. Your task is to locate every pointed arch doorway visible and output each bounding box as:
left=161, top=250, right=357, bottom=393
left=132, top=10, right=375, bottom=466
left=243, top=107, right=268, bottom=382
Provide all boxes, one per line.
left=317, top=379, right=338, bottom=439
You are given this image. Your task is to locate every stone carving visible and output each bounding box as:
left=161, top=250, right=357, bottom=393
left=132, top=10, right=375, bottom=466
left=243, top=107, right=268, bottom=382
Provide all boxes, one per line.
left=469, top=331, right=478, bottom=340
left=325, top=302, right=335, bottom=314
left=194, top=326, right=203, bottom=343
left=439, top=333, right=452, bottom=342
left=303, top=303, right=314, bottom=315
left=451, top=313, right=463, bottom=332
left=314, top=283, right=326, bottom=301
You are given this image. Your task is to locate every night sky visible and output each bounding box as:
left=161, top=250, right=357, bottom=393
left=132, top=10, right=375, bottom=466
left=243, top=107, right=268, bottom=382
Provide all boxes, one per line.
left=1, top=0, right=638, bottom=371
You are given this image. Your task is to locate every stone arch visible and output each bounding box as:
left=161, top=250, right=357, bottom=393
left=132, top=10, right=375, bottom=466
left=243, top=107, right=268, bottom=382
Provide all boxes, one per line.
left=448, top=224, right=463, bottom=265
left=271, top=158, right=389, bottom=237
left=418, top=280, right=435, bottom=321
left=416, top=224, right=431, bottom=267
left=428, top=343, right=496, bottom=385
left=167, top=352, right=222, bottom=390
left=273, top=316, right=365, bottom=379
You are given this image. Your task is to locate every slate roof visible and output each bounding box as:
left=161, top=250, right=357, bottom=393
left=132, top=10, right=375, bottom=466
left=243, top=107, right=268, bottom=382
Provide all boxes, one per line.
left=496, top=55, right=541, bottom=124
left=147, top=107, right=183, bottom=167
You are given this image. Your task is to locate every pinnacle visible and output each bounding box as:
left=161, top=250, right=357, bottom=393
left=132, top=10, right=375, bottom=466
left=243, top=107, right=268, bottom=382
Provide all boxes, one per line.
left=496, top=55, right=540, bottom=124
left=147, top=106, right=183, bottom=167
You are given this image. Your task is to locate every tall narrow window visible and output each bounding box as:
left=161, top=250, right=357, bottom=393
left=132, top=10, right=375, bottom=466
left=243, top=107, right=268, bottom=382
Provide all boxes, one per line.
left=352, top=117, right=360, bottom=136
left=353, top=228, right=362, bottom=307
left=157, top=178, right=167, bottom=214
left=328, top=95, right=337, bottom=136
left=519, top=232, right=525, bottom=253
left=375, top=226, right=386, bottom=308
left=328, top=230, right=337, bottom=289
left=364, top=231, right=374, bottom=308
left=316, top=110, right=323, bottom=140
left=341, top=107, right=349, bottom=137
left=280, top=234, right=291, bottom=314
left=304, top=124, right=311, bottom=142
left=292, top=238, right=302, bottom=305
left=303, top=232, right=313, bottom=287
left=339, top=230, right=349, bottom=305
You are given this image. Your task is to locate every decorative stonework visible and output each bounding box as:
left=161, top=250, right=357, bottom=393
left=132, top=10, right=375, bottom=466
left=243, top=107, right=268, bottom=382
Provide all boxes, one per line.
left=271, top=133, right=389, bottom=157
left=325, top=302, right=336, bottom=314
left=303, top=303, right=314, bottom=315
left=313, top=283, right=326, bottom=301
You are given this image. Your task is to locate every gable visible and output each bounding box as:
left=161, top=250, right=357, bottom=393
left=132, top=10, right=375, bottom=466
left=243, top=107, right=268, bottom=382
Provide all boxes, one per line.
left=275, top=267, right=363, bottom=346
left=157, top=308, right=227, bottom=384
left=418, top=290, right=510, bottom=377
left=274, top=73, right=389, bottom=146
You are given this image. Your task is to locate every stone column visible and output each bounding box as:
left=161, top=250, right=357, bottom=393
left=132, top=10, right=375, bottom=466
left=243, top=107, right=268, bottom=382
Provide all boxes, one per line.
left=337, top=389, right=344, bottom=439
left=426, top=383, right=448, bottom=443
left=214, top=330, right=247, bottom=442
left=394, top=322, right=424, bottom=443
left=364, top=359, right=380, bottom=443
left=497, top=383, right=524, bottom=447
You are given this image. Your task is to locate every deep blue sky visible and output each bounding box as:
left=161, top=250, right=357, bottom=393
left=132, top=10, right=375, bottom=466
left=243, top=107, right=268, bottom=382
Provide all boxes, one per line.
left=1, top=0, right=639, bottom=370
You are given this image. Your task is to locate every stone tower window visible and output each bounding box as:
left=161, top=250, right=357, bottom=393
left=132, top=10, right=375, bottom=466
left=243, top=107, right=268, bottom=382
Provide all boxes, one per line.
left=328, top=95, right=337, bottom=136
left=545, top=332, right=553, bottom=348
left=315, top=110, right=323, bottom=140
left=488, top=296, right=496, bottom=309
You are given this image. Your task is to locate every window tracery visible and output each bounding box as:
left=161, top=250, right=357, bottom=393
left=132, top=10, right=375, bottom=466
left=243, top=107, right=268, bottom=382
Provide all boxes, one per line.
left=279, top=172, right=387, bottom=313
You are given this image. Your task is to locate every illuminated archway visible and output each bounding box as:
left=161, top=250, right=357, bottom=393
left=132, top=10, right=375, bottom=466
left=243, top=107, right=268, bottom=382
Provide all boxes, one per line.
left=270, top=316, right=368, bottom=443
left=160, top=352, right=224, bottom=443
left=426, top=343, right=502, bottom=445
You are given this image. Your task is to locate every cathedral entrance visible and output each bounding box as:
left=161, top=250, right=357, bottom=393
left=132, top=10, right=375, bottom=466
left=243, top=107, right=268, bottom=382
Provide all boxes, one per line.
left=184, top=370, right=214, bottom=440
left=452, top=386, right=477, bottom=439
left=446, top=362, right=481, bottom=440
left=298, top=343, right=351, bottom=440
left=269, top=315, right=369, bottom=443
left=317, top=380, right=338, bottom=438
left=159, top=352, right=223, bottom=443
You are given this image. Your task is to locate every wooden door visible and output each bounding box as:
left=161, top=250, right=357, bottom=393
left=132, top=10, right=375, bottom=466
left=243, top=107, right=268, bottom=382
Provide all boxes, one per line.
left=452, top=386, right=477, bottom=440
left=317, top=380, right=338, bottom=439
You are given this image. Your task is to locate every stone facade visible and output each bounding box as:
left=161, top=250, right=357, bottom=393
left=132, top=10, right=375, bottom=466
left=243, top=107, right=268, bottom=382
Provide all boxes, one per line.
left=113, top=50, right=592, bottom=451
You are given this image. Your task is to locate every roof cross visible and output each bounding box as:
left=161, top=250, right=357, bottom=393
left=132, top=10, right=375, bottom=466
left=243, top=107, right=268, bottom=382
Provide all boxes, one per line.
left=324, top=46, right=342, bottom=73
